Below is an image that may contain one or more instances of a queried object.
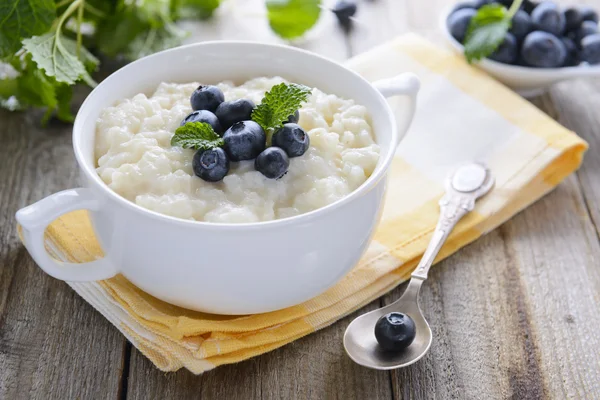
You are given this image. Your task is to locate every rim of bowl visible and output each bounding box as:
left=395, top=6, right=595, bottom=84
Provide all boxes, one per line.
left=439, top=4, right=600, bottom=76
left=73, top=40, right=399, bottom=231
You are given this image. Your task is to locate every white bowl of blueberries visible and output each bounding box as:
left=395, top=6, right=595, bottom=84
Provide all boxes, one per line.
left=442, top=0, right=600, bottom=96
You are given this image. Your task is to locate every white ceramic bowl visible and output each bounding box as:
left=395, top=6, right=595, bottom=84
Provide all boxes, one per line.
left=441, top=6, right=600, bottom=97
left=16, top=41, right=420, bottom=315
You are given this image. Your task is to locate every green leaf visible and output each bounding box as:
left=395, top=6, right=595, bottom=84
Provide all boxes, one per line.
left=171, top=122, right=224, bottom=150
left=124, top=23, right=187, bottom=60
left=95, top=11, right=148, bottom=57
left=22, top=33, right=92, bottom=85
left=266, top=0, right=321, bottom=39
left=463, top=4, right=511, bottom=63
left=62, top=37, right=99, bottom=73
left=0, top=0, right=56, bottom=58
left=136, top=0, right=171, bottom=27
left=55, top=84, right=74, bottom=122
left=177, top=0, right=221, bottom=19
left=251, top=82, right=311, bottom=131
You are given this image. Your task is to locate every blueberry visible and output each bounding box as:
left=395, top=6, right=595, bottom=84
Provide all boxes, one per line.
left=190, top=85, right=224, bottom=112
left=562, top=37, right=580, bottom=66
left=473, top=0, right=493, bottom=9
left=451, top=1, right=476, bottom=13
left=192, top=147, right=229, bottom=182
left=489, top=33, right=518, bottom=64
left=223, top=120, right=266, bottom=161
left=496, top=0, right=513, bottom=8
left=215, top=99, right=255, bottom=131
left=581, top=34, right=600, bottom=64
left=272, top=123, right=310, bottom=158
left=255, top=147, right=290, bottom=179
left=576, top=20, right=598, bottom=43
left=581, top=6, right=599, bottom=23
left=531, top=2, right=566, bottom=36
left=521, top=31, right=567, bottom=68
left=332, top=0, right=357, bottom=31
left=447, top=8, right=477, bottom=43
left=180, top=110, right=223, bottom=135
left=522, top=0, right=539, bottom=14
left=285, top=110, right=300, bottom=124
left=563, top=7, right=583, bottom=33
left=374, top=312, right=417, bottom=352
left=510, top=10, right=532, bottom=42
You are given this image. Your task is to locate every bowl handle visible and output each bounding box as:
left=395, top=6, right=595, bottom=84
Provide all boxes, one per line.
left=16, top=188, right=119, bottom=282
left=372, top=73, right=420, bottom=147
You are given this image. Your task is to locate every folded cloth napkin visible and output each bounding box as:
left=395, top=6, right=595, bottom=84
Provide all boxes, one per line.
left=29, top=33, right=587, bottom=374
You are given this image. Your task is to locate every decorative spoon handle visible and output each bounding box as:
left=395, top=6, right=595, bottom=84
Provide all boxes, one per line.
left=411, top=163, right=494, bottom=280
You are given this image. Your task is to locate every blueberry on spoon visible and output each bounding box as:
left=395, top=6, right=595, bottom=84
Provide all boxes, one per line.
left=374, top=312, right=417, bottom=352
left=332, top=0, right=357, bottom=31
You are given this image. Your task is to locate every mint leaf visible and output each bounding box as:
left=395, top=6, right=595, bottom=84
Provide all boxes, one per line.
left=124, top=23, right=187, bottom=60
left=266, top=0, right=321, bottom=39
left=251, top=83, right=311, bottom=131
left=171, top=122, right=224, bottom=150
left=464, top=4, right=511, bottom=63
left=22, top=33, right=93, bottom=85
left=0, top=0, right=56, bottom=58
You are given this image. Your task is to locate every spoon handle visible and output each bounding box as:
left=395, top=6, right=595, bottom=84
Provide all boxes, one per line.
left=411, top=163, right=494, bottom=280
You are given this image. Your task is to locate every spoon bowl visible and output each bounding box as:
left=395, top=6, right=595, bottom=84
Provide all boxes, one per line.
left=344, top=280, right=431, bottom=369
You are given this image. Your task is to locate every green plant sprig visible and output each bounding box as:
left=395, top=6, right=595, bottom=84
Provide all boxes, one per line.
left=463, top=0, right=524, bottom=63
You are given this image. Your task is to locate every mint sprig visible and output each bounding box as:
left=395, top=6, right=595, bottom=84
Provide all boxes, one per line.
left=171, top=122, right=224, bottom=151
left=266, top=0, right=321, bottom=40
left=251, top=82, right=311, bottom=132
left=463, top=0, right=523, bottom=63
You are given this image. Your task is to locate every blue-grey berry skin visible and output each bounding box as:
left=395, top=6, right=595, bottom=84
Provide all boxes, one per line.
left=285, top=110, right=300, bottom=124
left=576, top=20, right=598, bottom=43
left=496, top=0, right=513, bottom=8
left=563, top=7, right=583, bottom=33
left=223, top=120, right=266, bottom=161
left=510, top=10, right=533, bottom=42
left=521, top=31, right=567, bottom=68
left=561, top=37, right=579, bottom=66
left=447, top=8, right=477, bottom=43
left=190, top=85, right=224, bottom=112
left=192, top=148, right=229, bottom=182
left=489, top=33, right=519, bottom=64
left=215, top=99, right=255, bottom=130
left=581, top=34, right=600, bottom=64
left=180, top=110, right=223, bottom=135
left=451, top=1, right=476, bottom=13
left=531, top=2, right=566, bottom=36
left=473, top=0, right=493, bottom=9
left=522, top=0, right=539, bottom=14
left=374, top=312, right=417, bottom=352
left=255, top=147, right=290, bottom=179
left=272, top=123, right=310, bottom=157
left=581, top=6, right=599, bottom=23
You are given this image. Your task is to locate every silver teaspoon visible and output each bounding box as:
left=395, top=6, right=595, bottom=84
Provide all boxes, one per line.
left=343, top=163, right=495, bottom=370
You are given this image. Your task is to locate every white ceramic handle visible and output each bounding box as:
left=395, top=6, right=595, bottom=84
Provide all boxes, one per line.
left=372, top=73, right=420, bottom=147
left=16, top=188, right=118, bottom=281
left=372, top=73, right=420, bottom=98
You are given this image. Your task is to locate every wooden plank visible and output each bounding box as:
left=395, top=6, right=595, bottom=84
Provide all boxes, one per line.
left=126, top=302, right=392, bottom=400
left=547, top=79, right=600, bottom=238
left=0, top=105, right=126, bottom=400
left=385, top=175, right=600, bottom=400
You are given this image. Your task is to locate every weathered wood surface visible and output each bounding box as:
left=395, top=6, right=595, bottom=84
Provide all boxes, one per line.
left=1, top=0, right=600, bottom=399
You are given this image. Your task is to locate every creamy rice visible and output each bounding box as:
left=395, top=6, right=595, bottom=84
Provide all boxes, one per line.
left=95, top=77, right=380, bottom=223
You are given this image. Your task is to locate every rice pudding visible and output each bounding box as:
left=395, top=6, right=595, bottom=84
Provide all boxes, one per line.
left=95, top=77, right=380, bottom=223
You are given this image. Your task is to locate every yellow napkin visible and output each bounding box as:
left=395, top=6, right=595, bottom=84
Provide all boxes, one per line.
left=32, top=34, right=587, bottom=374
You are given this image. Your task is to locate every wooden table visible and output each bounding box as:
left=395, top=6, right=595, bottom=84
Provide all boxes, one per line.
left=2, top=1, right=600, bottom=399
